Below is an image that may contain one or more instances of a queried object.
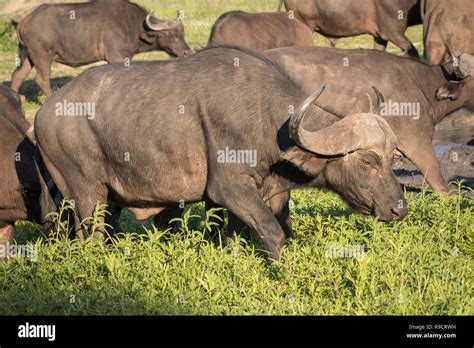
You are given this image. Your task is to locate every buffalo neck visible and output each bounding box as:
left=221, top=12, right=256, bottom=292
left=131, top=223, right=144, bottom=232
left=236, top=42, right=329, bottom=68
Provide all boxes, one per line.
left=409, top=63, right=469, bottom=124
left=267, top=92, right=341, bottom=190
left=137, top=40, right=156, bottom=54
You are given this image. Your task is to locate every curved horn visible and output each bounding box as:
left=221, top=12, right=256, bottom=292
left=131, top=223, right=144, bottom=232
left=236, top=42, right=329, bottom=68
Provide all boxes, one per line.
left=146, top=13, right=176, bottom=31
left=289, top=85, right=398, bottom=155
left=289, top=85, right=326, bottom=151
left=291, top=110, right=397, bottom=156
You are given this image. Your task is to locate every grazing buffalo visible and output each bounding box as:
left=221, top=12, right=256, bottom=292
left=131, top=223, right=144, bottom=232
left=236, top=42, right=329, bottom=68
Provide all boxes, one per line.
left=208, top=11, right=313, bottom=51
left=0, top=84, right=52, bottom=257
left=11, top=0, right=193, bottom=97
left=35, top=47, right=406, bottom=260
left=263, top=46, right=474, bottom=192
left=421, top=0, right=474, bottom=64
left=278, top=0, right=421, bottom=57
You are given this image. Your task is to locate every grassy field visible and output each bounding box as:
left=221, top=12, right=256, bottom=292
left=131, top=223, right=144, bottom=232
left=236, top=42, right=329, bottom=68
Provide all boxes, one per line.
left=0, top=0, right=472, bottom=316
left=1, top=188, right=472, bottom=315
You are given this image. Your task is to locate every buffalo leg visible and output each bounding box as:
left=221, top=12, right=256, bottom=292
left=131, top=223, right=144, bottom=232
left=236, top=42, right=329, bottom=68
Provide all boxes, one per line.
left=56, top=176, right=109, bottom=241
left=373, top=37, right=388, bottom=51
left=105, top=200, right=122, bottom=236
left=30, top=56, right=53, bottom=97
left=153, top=206, right=182, bottom=230
left=387, top=33, right=419, bottom=58
left=400, top=141, right=448, bottom=192
left=0, top=223, right=14, bottom=260
left=225, top=211, right=248, bottom=243
left=216, top=187, right=286, bottom=260
left=424, top=42, right=446, bottom=65
left=11, top=55, right=33, bottom=94
left=269, top=191, right=292, bottom=239
left=24, top=46, right=54, bottom=97
left=74, top=196, right=108, bottom=242
left=225, top=192, right=292, bottom=242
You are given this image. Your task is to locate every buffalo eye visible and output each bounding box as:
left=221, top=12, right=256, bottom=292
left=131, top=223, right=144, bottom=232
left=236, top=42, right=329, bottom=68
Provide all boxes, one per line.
left=361, top=159, right=371, bottom=167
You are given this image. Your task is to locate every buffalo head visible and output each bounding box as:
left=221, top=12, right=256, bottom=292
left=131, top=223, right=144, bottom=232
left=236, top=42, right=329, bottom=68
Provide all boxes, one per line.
left=141, top=13, right=193, bottom=58
left=436, top=52, right=474, bottom=111
left=288, top=87, right=407, bottom=222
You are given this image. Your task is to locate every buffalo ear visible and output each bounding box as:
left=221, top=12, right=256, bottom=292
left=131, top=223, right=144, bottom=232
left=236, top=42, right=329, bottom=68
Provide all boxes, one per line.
left=436, top=81, right=464, bottom=100
left=140, top=32, right=157, bottom=44
left=281, top=147, right=326, bottom=176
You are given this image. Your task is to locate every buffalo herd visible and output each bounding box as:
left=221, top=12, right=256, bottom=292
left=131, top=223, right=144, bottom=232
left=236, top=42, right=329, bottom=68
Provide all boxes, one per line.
left=1, top=0, right=472, bottom=260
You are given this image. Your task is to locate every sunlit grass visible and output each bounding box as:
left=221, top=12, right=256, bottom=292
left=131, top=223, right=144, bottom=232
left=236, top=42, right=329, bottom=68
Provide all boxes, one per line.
left=1, top=187, right=472, bottom=315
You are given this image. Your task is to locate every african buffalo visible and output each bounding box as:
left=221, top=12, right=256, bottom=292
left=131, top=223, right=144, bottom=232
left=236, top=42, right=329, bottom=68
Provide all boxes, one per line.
left=278, top=0, right=421, bottom=57
left=263, top=46, right=474, bottom=192
left=35, top=47, right=406, bottom=260
left=11, top=0, right=193, bottom=97
left=421, top=0, right=474, bottom=64
left=0, top=84, right=53, bottom=258
left=208, top=11, right=314, bottom=51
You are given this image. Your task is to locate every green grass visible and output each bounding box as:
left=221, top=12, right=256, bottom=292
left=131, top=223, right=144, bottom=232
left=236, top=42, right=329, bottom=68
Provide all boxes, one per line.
left=1, top=187, right=472, bottom=315
left=0, top=0, right=471, bottom=316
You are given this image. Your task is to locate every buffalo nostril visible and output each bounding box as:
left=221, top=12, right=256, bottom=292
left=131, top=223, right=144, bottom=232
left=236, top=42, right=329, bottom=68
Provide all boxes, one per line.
left=391, top=206, right=407, bottom=220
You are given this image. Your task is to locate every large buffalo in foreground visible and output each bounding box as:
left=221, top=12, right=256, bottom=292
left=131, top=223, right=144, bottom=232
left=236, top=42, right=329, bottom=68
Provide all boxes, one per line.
left=11, top=1, right=193, bottom=97
left=421, top=0, right=474, bottom=64
left=278, top=0, right=421, bottom=57
left=35, top=47, right=406, bottom=260
left=263, top=46, right=474, bottom=192
left=0, top=84, right=52, bottom=257
left=208, top=11, right=313, bottom=51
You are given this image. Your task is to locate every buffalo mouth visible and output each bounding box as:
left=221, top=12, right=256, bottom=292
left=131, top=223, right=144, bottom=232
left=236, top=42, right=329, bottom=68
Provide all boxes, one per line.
left=371, top=200, right=407, bottom=222
left=353, top=199, right=406, bottom=222
left=349, top=201, right=373, bottom=217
